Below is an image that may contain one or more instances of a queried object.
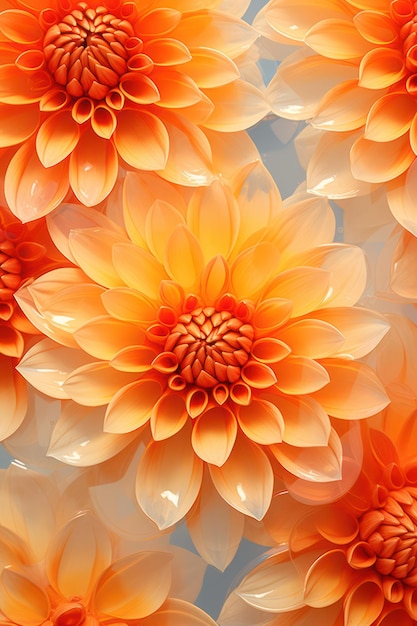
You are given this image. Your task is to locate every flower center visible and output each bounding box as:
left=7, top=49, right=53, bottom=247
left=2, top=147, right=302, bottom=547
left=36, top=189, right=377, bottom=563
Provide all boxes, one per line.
left=393, top=0, right=417, bottom=91
left=0, top=226, right=23, bottom=301
left=43, top=2, right=137, bottom=99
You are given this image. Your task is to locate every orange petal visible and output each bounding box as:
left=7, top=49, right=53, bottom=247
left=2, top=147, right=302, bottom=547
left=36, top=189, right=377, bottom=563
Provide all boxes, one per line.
left=351, top=134, right=414, bottom=183
left=0, top=64, right=51, bottom=104
left=231, top=242, right=281, bottom=298
left=203, top=80, right=269, bottom=132
left=0, top=9, right=43, bottom=43
left=241, top=360, right=277, bottom=389
left=94, top=551, right=172, bottom=619
left=112, top=242, right=168, bottom=299
left=353, top=9, right=398, bottom=45
left=47, top=402, right=137, bottom=466
left=191, top=406, right=237, bottom=466
left=151, top=392, right=188, bottom=440
left=304, top=550, right=352, bottom=607
left=359, top=48, right=405, bottom=89
left=0, top=102, right=39, bottom=147
left=266, top=393, right=331, bottom=447
left=152, top=68, right=203, bottom=108
left=305, top=18, right=373, bottom=60
left=46, top=512, right=112, bottom=599
left=144, top=199, right=186, bottom=264
left=251, top=337, right=291, bottom=363
left=143, top=38, right=191, bottom=66
left=365, top=93, right=417, bottom=142
left=237, top=398, right=284, bottom=445
left=104, top=377, right=163, bottom=433
left=0, top=357, right=26, bottom=440
left=63, top=362, right=137, bottom=406
left=114, top=109, right=169, bottom=170
left=69, top=128, right=118, bottom=206
left=277, top=319, right=344, bottom=359
left=262, top=267, right=330, bottom=317
left=101, top=287, right=158, bottom=323
left=387, top=159, right=417, bottom=236
left=136, top=424, right=203, bottom=529
left=209, top=433, right=273, bottom=519
left=343, top=577, right=384, bottom=626
left=252, top=297, right=292, bottom=332
left=200, top=255, right=230, bottom=304
left=312, top=359, right=390, bottom=419
left=5, top=140, right=69, bottom=222
left=274, top=355, right=330, bottom=395
left=0, top=569, right=49, bottom=625
left=74, top=316, right=145, bottom=360
left=40, top=284, right=107, bottom=336
left=164, top=224, right=204, bottom=290
left=36, top=110, right=80, bottom=167
left=185, top=48, right=239, bottom=88
left=139, top=598, right=218, bottom=626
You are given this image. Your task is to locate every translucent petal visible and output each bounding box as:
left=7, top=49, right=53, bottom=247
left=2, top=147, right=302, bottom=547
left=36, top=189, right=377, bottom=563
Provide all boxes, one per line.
left=365, top=93, right=417, bottom=142
left=0, top=569, right=49, bottom=625
left=351, top=134, right=414, bottom=183
left=185, top=48, right=239, bottom=88
left=63, top=362, right=137, bottom=406
left=305, top=18, right=374, bottom=60
left=139, top=598, right=218, bottom=626
left=187, top=180, right=240, bottom=259
left=94, top=551, right=172, bottom=619
left=209, top=433, right=273, bottom=519
left=237, top=398, right=284, bottom=444
left=265, top=0, right=354, bottom=40
left=36, top=110, right=80, bottom=167
left=312, top=360, right=389, bottom=419
left=136, top=425, right=203, bottom=529
left=262, top=267, right=330, bottom=317
left=69, top=128, right=118, bottom=206
left=40, top=284, right=107, bottom=336
left=187, top=471, right=244, bottom=571
left=47, top=402, right=137, bottom=466
left=74, top=316, right=145, bottom=360
left=276, top=319, right=345, bottom=358
left=104, top=378, right=163, bottom=433
left=271, top=427, right=343, bottom=482
left=114, top=109, right=169, bottom=170
left=304, top=550, right=352, bottom=607
left=192, top=406, right=237, bottom=466
left=112, top=242, right=168, bottom=299
left=46, top=512, right=112, bottom=598
left=164, top=225, right=204, bottom=289
left=273, top=355, right=330, bottom=395
left=203, top=80, right=269, bottom=132
left=387, top=159, right=417, bottom=236
left=5, top=140, right=69, bottom=222
left=312, top=81, right=382, bottom=132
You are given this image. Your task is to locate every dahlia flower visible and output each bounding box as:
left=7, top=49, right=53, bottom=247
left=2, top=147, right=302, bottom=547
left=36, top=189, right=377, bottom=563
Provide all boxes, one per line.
left=0, top=0, right=268, bottom=222
left=256, top=0, right=417, bottom=236
left=0, top=463, right=214, bottom=626
left=220, top=420, right=417, bottom=626
left=16, top=165, right=390, bottom=530
left=0, top=203, right=68, bottom=440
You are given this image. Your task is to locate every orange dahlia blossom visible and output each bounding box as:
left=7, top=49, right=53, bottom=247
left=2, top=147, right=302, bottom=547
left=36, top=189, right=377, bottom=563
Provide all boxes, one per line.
left=16, top=167, right=390, bottom=528
left=220, top=423, right=417, bottom=626
left=255, top=0, right=417, bottom=236
left=0, top=464, right=215, bottom=626
left=0, top=203, right=68, bottom=440
left=0, top=0, right=268, bottom=222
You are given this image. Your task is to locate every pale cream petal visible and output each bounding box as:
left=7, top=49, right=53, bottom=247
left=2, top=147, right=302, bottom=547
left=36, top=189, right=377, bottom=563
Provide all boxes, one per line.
left=365, top=93, right=417, bottom=142
left=187, top=180, right=240, bottom=259
left=94, top=551, right=172, bottom=619
left=209, top=433, right=273, bottom=519
left=351, top=134, right=414, bottom=183
left=69, top=129, right=118, bottom=206
left=16, top=339, right=93, bottom=399
left=163, top=545, right=206, bottom=603
left=218, top=591, right=275, bottom=626
left=101, top=287, right=158, bottom=323
left=304, top=550, right=352, bottom=607
left=271, top=427, right=343, bottom=482
left=390, top=231, right=417, bottom=298
left=46, top=512, right=112, bottom=599
left=312, top=81, right=382, bottom=132
left=112, top=242, right=168, bottom=299
left=104, top=378, right=163, bottom=433
left=63, top=362, right=137, bottom=406
left=312, top=360, right=389, bottom=419
left=139, top=598, right=218, bottom=626
left=47, top=402, right=137, bottom=466
left=192, top=406, right=237, bottom=466
left=136, top=425, right=203, bottom=529
left=0, top=569, right=49, bottom=625
left=164, top=224, right=205, bottom=289
left=69, top=227, right=128, bottom=288
left=74, top=316, right=145, bottom=360
left=41, top=285, right=107, bottom=337
left=203, top=80, right=269, bottom=132
left=187, top=471, right=244, bottom=571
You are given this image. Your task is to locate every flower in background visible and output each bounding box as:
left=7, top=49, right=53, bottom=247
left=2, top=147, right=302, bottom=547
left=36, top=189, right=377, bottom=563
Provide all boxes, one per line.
left=255, top=0, right=417, bottom=236
left=0, top=203, right=67, bottom=440
left=16, top=161, right=390, bottom=531
left=0, top=0, right=268, bottom=222
left=0, top=463, right=213, bottom=626
left=220, top=423, right=417, bottom=626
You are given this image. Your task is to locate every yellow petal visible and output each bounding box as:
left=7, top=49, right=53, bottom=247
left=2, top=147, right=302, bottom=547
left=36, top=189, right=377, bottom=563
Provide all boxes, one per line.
left=200, top=255, right=229, bottom=304
left=231, top=242, right=281, bottom=298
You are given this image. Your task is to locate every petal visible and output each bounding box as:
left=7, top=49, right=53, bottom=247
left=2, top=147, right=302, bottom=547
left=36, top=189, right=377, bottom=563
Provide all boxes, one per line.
left=41, top=284, right=107, bottom=336
left=151, top=392, right=188, bottom=440
left=0, top=570, right=49, bottom=626
left=276, top=319, right=345, bottom=358
left=63, top=362, right=137, bottom=406
left=237, top=398, right=284, bottom=444
left=203, top=80, right=268, bottom=132
left=187, top=180, right=240, bottom=259
left=262, top=267, right=331, bottom=317
left=231, top=242, right=281, bottom=298
left=46, top=512, right=112, bottom=599
left=365, top=93, right=417, bottom=142
left=353, top=10, right=398, bottom=44
left=387, top=159, right=417, bottom=236
left=209, top=433, right=273, bottom=520
left=0, top=357, right=26, bottom=440
left=273, top=355, right=330, bottom=394
left=164, top=225, right=205, bottom=289
left=187, top=472, right=244, bottom=571
left=185, top=48, right=239, bottom=88
left=136, top=424, right=203, bottom=529
left=104, top=378, right=163, bottom=434
left=101, top=287, right=158, bottom=323
left=69, top=128, right=118, bottom=206
left=305, top=18, right=373, bottom=60
left=0, top=103, right=39, bottom=147
left=69, top=227, right=127, bottom=288
left=144, top=199, right=186, bottom=264
left=114, top=109, right=169, bottom=170
left=36, top=110, right=80, bottom=167
left=0, top=9, right=43, bottom=43
left=271, top=427, right=343, bottom=482
left=112, top=242, right=168, bottom=299
left=139, top=598, right=217, bottom=626
left=16, top=339, right=93, bottom=399
left=94, top=551, right=172, bottom=619
left=192, top=406, right=237, bottom=466
left=5, top=140, right=69, bottom=222
left=74, top=316, right=145, bottom=360
left=47, top=402, right=137, bottom=466
left=359, top=48, right=405, bottom=89
left=266, top=393, right=331, bottom=447
left=152, top=68, right=203, bottom=108
left=343, top=577, right=385, bottom=626
left=351, top=134, right=414, bottom=183
left=304, top=550, right=352, bottom=607
left=0, top=64, right=51, bottom=104
left=252, top=298, right=293, bottom=332
left=312, top=360, right=390, bottom=419
left=200, top=255, right=230, bottom=304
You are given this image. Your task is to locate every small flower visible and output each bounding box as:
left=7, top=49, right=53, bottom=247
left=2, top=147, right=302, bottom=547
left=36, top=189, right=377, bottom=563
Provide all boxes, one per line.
left=16, top=164, right=390, bottom=529
left=0, top=464, right=214, bottom=626
left=0, top=0, right=268, bottom=221
left=256, top=0, right=417, bottom=236
left=221, top=423, right=417, bottom=626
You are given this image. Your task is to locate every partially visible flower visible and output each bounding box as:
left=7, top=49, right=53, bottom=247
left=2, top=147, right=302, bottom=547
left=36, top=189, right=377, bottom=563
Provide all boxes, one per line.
left=0, top=0, right=268, bottom=222
left=255, top=0, right=417, bottom=236
left=0, top=204, right=68, bottom=440
left=220, top=423, right=417, bottom=626
left=16, top=164, right=390, bottom=531
left=0, top=463, right=213, bottom=626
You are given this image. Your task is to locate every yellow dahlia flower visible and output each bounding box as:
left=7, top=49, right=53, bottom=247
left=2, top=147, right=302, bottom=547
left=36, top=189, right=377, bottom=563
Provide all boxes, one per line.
left=16, top=165, right=390, bottom=528
left=256, top=0, right=417, bottom=236
left=0, top=0, right=268, bottom=221
left=0, top=464, right=214, bottom=626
